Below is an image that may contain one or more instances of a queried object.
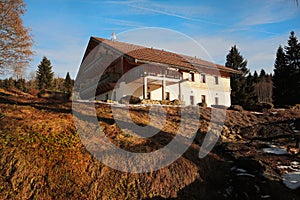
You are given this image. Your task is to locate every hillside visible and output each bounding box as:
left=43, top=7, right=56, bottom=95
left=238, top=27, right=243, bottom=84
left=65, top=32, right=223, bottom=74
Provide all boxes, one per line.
left=0, top=88, right=299, bottom=199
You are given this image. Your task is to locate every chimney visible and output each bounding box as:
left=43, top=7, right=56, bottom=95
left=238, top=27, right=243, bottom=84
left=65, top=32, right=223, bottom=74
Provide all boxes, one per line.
left=111, top=32, right=117, bottom=41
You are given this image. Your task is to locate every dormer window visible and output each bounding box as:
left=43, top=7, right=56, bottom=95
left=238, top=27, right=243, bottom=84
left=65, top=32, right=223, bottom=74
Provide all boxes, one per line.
left=189, top=72, right=195, bottom=81
left=201, top=74, right=206, bottom=83
left=214, top=76, right=219, bottom=85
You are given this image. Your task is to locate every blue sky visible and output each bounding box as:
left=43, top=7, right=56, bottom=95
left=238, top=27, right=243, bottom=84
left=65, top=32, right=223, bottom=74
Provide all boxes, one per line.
left=22, top=0, right=300, bottom=78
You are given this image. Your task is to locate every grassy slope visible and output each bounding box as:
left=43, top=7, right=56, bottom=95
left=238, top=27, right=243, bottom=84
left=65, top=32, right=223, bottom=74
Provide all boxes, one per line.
left=0, top=88, right=299, bottom=199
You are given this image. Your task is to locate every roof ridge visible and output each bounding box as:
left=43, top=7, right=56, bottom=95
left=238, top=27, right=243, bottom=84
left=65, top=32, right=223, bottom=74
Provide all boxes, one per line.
left=91, top=36, right=239, bottom=73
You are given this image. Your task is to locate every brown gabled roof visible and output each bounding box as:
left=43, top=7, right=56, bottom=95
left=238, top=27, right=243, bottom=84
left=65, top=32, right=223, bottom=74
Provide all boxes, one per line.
left=92, top=37, right=239, bottom=74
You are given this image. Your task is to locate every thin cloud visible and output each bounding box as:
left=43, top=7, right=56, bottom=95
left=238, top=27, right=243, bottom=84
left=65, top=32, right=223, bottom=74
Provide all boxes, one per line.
left=238, top=0, right=298, bottom=26
left=107, top=0, right=225, bottom=26
left=104, top=18, right=146, bottom=28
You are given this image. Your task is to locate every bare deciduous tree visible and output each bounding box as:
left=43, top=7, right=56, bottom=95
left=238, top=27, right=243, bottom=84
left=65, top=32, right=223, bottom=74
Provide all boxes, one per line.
left=0, top=0, right=33, bottom=75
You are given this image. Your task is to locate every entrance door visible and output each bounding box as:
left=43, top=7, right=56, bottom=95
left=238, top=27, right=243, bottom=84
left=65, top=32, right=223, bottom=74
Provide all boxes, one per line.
left=190, top=96, right=194, bottom=105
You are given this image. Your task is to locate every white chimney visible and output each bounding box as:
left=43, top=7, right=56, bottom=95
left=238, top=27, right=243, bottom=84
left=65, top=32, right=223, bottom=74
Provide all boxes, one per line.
left=111, top=32, right=117, bottom=41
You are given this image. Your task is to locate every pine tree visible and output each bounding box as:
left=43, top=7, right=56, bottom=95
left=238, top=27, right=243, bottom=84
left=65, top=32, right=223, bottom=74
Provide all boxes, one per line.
left=259, top=69, right=266, bottom=78
left=245, top=73, right=257, bottom=106
left=273, top=46, right=289, bottom=106
left=253, top=70, right=259, bottom=83
left=36, top=56, right=54, bottom=90
left=225, top=45, right=253, bottom=107
left=15, top=78, right=27, bottom=92
left=64, top=72, right=73, bottom=93
left=273, top=31, right=300, bottom=106
left=285, top=31, right=300, bottom=104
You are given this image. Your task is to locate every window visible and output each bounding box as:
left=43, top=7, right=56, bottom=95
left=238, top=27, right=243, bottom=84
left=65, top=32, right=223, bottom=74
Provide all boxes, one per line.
left=190, top=96, right=194, bottom=105
left=214, top=76, right=219, bottom=85
left=201, top=74, right=206, bottom=83
left=165, top=92, right=170, bottom=100
left=215, top=97, right=219, bottom=105
left=189, top=73, right=195, bottom=81
left=113, top=91, right=116, bottom=101
left=147, top=92, right=151, bottom=99
left=201, top=95, right=206, bottom=103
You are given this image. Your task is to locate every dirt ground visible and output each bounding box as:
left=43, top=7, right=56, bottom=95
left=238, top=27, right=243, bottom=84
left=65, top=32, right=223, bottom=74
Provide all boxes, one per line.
left=0, top=88, right=299, bottom=199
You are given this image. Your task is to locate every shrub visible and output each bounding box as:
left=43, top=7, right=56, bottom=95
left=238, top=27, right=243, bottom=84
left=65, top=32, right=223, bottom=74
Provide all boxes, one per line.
left=197, top=102, right=207, bottom=108
left=38, top=90, right=70, bottom=100
left=291, top=104, right=300, bottom=110
left=119, top=95, right=141, bottom=104
left=171, top=99, right=185, bottom=105
left=251, top=102, right=274, bottom=111
left=229, top=105, right=243, bottom=112
left=160, top=100, right=171, bottom=105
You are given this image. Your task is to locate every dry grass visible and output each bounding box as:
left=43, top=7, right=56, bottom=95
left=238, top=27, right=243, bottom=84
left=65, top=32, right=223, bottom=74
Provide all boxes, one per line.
left=1, top=88, right=299, bottom=199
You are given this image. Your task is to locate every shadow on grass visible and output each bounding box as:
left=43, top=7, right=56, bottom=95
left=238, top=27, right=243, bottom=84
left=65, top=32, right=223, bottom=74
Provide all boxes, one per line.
left=0, top=95, right=72, bottom=114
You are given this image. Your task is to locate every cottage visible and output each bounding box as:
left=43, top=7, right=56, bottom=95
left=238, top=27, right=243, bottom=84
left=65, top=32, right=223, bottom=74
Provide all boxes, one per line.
left=77, top=37, right=239, bottom=107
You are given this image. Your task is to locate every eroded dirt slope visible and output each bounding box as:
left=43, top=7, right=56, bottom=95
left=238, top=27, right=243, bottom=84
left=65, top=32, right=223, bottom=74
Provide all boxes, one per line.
left=0, top=88, right=299, bottom=199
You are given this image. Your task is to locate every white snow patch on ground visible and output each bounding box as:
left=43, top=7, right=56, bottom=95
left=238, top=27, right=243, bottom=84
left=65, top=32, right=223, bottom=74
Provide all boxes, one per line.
left=289, top=122, right=300, bottom=132
left=236, top=168, right=247, bottom=173
left=282, top=172, right=300, bottom=189
left=251, top=111, right=263, bottom=115
left=261, top=195, right=271, bottom=199
left=262, top=147, right=288, bottom=155
left=236, top=173, right=255, bottom=177
left=278, top=161, right=300, bottom=189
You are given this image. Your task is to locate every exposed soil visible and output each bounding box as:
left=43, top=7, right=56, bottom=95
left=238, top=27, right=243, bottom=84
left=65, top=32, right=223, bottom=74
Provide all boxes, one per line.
left=0, top=88, right=299, bottom=199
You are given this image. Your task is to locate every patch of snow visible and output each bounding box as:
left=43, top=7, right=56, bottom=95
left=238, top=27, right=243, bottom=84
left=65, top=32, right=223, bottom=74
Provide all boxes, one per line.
left=291, top=161, right=299, bottom=166
left=230, top=166, right=236, bottom=171
left=274, top=108, right=285, bottom=111
left=270, top=112, right=278, bottom=115
left=268, top=144, right=277, bottom=148
left=261, top=195, right=271, bottom=199
left=251, top=111, right=263, bottom=115
left=278, top=165, right=290, bottom=169
left=292, top=129, right=300, bottom=133
left=236, top=168, right=247, bottom=173
left=236, top=173, right=255, bottom=177
left=262, top=147, right=288, bottom=155
left=282, top=172, right=300, bottom=190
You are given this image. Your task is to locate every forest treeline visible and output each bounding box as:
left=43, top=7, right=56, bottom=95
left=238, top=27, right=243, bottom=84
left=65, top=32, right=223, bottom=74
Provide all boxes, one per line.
left=225, top=31, right=300, bottom=109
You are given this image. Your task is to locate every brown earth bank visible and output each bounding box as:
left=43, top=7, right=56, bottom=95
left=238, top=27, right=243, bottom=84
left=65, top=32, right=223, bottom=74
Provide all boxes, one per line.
left=0, top=88, right=299, bottom=199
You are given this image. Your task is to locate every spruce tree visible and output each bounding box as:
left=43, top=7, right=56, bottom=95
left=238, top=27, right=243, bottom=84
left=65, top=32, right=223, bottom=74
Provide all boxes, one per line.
left=245, top=73, right=257, bottom=106
left=259, top=69, right=266, bottom=78
left=36, top=56, right=54, bottom=90
left=64, top=72, right=73, bottom=93
left=225, top=45, right=253, bottom=107
left=273, top=31, right=300, bottom=106
left=253, top=70, right=259, bottom=83
left=273, top=46, right=289, bottom=106
left=285, top=31, right=300, bottom=105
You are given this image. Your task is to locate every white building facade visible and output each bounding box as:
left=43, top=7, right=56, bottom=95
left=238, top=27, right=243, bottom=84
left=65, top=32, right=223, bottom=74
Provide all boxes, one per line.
left=79, top=37, right=238, bottom=107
